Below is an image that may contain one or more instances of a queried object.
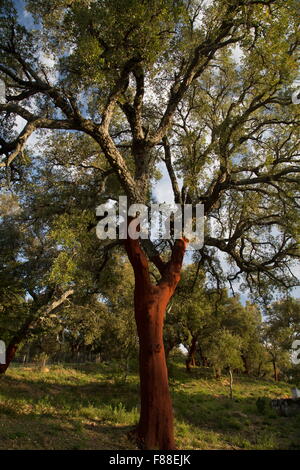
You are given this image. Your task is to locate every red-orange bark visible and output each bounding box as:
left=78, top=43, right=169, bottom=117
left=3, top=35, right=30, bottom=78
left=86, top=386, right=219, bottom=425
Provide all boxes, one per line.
left=124, top=233, right=187, bottom=450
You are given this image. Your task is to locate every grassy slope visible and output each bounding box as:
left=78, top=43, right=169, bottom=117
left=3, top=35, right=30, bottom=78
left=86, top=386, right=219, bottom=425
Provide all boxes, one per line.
left=0, top=360, right=299, bottom=450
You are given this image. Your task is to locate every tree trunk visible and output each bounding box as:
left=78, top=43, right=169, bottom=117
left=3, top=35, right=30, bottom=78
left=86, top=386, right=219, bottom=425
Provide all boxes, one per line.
left=229, top=367, right=233, bottom=399
left=185, top=335, right=197, bottom=372
left=241, top=354, right=250, bottom=375
left=124, top=232, right=186, bottom=450
left=0, top=342, right=18, bottom=375
left=257, top=360, right=262, bottom=378
left=0, top=314, right=35, bottom=375
left=0, top=289, right=74, bottom=375
left=137, top=289, right=175, bottom=449
left=164, top=345, right=172, bottom=361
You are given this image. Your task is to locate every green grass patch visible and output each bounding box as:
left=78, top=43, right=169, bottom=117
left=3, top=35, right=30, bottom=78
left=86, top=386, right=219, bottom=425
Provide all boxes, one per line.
left=0, top=361, right=299, bottom=449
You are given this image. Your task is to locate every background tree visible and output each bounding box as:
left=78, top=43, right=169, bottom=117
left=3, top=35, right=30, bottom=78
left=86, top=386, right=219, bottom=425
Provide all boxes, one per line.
left=206, top=328, right=243, bottom=398
left=0, top=0, right=299, bottom=449
left=0, top=197, right=75, bottom=374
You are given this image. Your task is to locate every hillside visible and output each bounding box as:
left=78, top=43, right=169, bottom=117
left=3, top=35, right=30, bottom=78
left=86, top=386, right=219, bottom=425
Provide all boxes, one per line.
left=0, top=361, right=299, bottom=450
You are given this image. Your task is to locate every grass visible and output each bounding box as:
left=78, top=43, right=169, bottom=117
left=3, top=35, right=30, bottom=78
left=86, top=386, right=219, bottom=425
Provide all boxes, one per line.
left=0, top=359, right=299, bottom=450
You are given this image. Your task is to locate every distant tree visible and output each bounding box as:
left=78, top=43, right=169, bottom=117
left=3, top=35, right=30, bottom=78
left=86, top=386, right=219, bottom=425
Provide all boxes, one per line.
left=188, top=292, right=266, bottom=379
left=1, top=0, right=299, bottom=448
left=0, top=205, right=75, bottom=374
left=166, top=265, right=214, bottom=371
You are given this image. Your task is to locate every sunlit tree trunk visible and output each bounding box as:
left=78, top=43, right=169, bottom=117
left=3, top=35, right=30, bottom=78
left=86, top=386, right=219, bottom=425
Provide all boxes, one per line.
left=124, top=234, right=186, bottom=450
left=199, top=345, right=209, bottom=367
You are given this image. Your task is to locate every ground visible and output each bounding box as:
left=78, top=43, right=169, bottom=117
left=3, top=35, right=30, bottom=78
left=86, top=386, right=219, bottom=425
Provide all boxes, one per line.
left=0, top=359, right=299, bottom=450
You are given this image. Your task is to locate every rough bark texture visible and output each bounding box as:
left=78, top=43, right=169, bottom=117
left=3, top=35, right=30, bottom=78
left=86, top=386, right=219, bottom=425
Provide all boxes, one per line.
left=124, top=230, right=186, bottom=450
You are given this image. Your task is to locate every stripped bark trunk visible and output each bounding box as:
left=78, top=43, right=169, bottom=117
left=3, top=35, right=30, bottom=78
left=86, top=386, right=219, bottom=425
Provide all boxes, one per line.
left=124, top=232, right=186, bottom=450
